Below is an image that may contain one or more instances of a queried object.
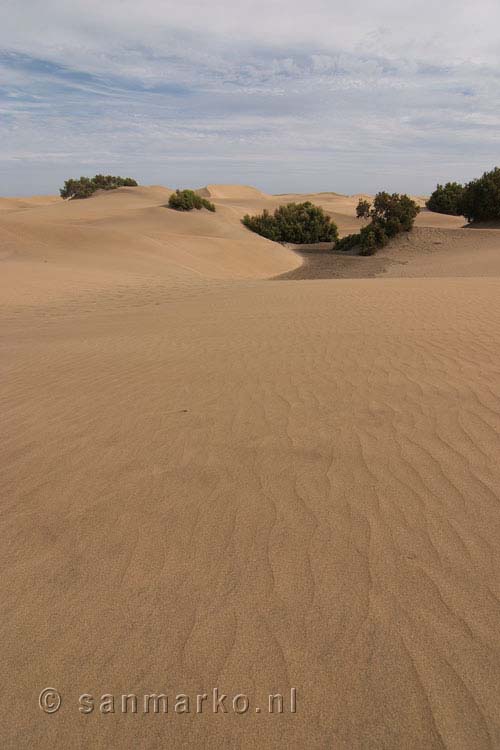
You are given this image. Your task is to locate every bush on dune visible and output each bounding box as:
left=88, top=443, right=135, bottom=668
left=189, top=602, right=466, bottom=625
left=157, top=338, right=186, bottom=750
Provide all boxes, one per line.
left=427, top=167, right=500, bottom=222
left=168, top=189, right=216, bottom=212
left=336, top=192, right=420, bottom=256
left=333, top=232, right=360, bottom=253
left=60, top=174, right=138, bottom=200
left=460, top=167, right=500, bottom=223
left=242, top=202, right=338, bottom=244
left=426, top=182, right=464, bottom=216
left=356, top=199, right=371, bottom=218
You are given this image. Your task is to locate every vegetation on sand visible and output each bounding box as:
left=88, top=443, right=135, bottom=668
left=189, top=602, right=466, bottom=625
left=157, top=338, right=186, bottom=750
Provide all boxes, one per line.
left=168, top=189, right=216, bottom=212
left=427, top=167, right=500, bottom=223
left=60, top=174, right=138, bottom=200
left=426, top=182, right=465, bottom=216
left=460, top=167, right=500, bottom=223
left=336, top=192, right=420, bottom=256
left=242, top=202, right=338, bottom=244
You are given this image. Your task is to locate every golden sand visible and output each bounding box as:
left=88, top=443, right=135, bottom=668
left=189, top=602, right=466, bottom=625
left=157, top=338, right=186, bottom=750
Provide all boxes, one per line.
left=2, top=186, right=500, bottom=748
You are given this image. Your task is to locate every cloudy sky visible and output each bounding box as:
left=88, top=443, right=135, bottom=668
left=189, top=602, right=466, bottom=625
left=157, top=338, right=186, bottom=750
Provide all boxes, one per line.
left=1, top=0, right=500, bottom=195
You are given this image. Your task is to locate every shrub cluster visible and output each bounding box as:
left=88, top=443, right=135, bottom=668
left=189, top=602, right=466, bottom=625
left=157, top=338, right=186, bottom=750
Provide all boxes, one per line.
left=60, top=174, right=138, bottom=200
left=168, top=189, right=215, bottom=212
left=427, top=167, right=500, bottom=222
left=336, top=192, right=420, bottom=256
left=242, top=202, right=338, bottom=244
left=460, top=167, right=500, bottom=223
left=426, top=182, right=464, bottom=216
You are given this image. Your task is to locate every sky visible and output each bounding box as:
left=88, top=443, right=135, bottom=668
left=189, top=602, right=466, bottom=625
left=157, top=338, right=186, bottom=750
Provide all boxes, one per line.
left=1, top=0, right=500, bottom=196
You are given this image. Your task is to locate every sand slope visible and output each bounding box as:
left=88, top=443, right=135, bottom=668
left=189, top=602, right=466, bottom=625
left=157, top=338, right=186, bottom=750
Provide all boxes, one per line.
left=1, top=186, right=500, bottom=749
left=279, top=225, right=500, bottom=280
left=0, top=185, right=300, bottom=308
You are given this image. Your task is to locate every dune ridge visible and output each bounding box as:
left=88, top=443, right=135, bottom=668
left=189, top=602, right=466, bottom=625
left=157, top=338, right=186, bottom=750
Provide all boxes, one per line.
left=198, top=184, right=271, bottom=200
left=1, top=185, right=500, bottom=749
left=0, top=185, right=301, bottom=309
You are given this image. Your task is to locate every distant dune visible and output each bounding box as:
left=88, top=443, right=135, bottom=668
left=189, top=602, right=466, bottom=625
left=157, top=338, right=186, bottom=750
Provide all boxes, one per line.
left=197, top=183, right=271, bottom=200
left=0, top=185, right=482, bottom=308
left=0, top=185, right=299, bottom=307
left=0, top=194, right=63, bottom=211
left=2, top=184, right=500, bottom=750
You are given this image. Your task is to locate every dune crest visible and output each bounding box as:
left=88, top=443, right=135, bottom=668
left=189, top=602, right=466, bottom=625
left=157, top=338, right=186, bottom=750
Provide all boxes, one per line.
left=0, top=195, right=62, bottom=211
left=199, top=184, right=271, bottom=200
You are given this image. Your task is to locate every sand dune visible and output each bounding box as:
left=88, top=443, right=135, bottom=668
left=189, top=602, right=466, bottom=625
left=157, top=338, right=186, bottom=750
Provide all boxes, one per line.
left=2, top=185, right=500, bottom=749
left=198, top=184, right=271, bottom=200
left=279, top=225, right=500, bottom=280
left=0, top=185, right=300, bottom=308
left=0, top=194, right=63, bottom=211
left=206, top=187, right=464, bottom=238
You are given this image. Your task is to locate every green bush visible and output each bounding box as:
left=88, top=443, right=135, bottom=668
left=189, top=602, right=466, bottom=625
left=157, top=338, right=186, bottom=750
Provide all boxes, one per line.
left=335, top=233, right=363, bottom=253
left=60, top=174, right=138, bottom=199
left=426, top=182, right=464, bottom=215
left=359, top=226, right=378, bottom=256
left=168, top=189, right=215, bottom=212
left=356, top=199, right=371, bottom=219
left=335, top=192, right=419, bottom=256
left=369, top=192, right=420, bottom=234
left=460, top=167, right=500, bottom=223
left=242, top=202, right=338, bottom=244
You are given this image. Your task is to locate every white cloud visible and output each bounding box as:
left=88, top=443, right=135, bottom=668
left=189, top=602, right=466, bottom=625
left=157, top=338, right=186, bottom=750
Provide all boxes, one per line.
left=2, top=1, right=500, bottom=65
left=1, top=1, right=500, bottom=194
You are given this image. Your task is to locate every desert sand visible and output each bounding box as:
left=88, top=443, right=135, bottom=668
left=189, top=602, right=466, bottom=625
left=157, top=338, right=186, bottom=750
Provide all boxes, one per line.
left=1, top=185, right=500, bottom=749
